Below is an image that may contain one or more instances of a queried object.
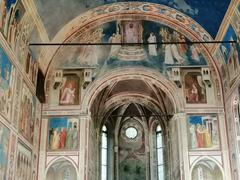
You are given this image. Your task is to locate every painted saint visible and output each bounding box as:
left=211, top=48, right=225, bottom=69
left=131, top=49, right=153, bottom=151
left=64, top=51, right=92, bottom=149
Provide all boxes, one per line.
left=147, top=33, right=158, bottom=56
left=59, top=75, right=79, bottom=105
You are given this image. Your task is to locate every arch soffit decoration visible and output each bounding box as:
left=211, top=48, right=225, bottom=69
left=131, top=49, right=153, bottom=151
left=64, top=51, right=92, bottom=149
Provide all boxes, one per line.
left=45, top=156, right=79, bottom=177
left=81, top=68, right=184, bottom=114
left=189, top=156, right=225, bottom=179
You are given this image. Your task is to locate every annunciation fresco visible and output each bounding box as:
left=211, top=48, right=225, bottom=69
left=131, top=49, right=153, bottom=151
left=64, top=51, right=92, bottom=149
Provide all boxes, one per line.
left=48, top=117, right=79, bottom=151
left=188, top=115, right=219, bottom=150
left=0, top=46, right=13, bottom=120
left=0, top=122, right=10, bottom=180
left=34, top=0, right=230, bottom=39
left=55, top=20, right=207, bottom=81
left=59, top=74, right=79, bottom=105
left=185, top=72, right=206, bottom=104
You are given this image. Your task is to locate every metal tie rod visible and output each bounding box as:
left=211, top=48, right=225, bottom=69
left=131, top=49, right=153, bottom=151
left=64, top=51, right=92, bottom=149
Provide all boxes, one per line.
left=29, top=40, right=237, bottom=46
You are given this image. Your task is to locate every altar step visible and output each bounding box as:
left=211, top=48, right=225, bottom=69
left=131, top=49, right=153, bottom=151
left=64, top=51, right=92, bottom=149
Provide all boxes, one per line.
left=117, top=46, right=147, bottom=61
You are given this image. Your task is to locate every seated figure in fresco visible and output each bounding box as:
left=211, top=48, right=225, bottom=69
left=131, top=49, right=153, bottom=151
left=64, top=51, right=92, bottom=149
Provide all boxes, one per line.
left=125, top=23, right=138, bottom=44
left=188, top=83, right=199, bottom=103
left=60, top=82, right=76, bottom=105
left=122, top=21, right=142, bottom=44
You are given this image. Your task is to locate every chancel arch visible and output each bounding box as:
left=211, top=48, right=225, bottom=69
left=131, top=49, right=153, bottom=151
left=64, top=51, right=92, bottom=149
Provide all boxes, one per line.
left=81, top=68, right=184, bottom=114
left=85, top=73, right=184, bottom=180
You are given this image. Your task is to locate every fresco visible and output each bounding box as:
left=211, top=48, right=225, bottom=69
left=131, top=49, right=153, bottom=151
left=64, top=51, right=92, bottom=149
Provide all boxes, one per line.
left=7, top=133, right=16, bottom=180
left=191, top=159, right=223, bottom=180
left=33, top=100, right=41, bottom=150
left=0, top=122, right=10, bottom=180
left=25, top=51, right=38, bottom=86
left=184, top=72, right=206, bottom=104
left=48, top=117, right=79, bottom=151
left=18, top=83, right=36, bottom=144
left=59, top=74, right=79, bottom=105
left=0, top=0, right=38, bottom=83
left=16, top=142, right=32, bottom=180
left=34, top=0, right=230, bottom=39
left=220, top=25, right=240, bottom=82
left=0, top=46, right=13, bottom=120
left=119, top=120, right=146, bottom=180
left=56, top=20, right=207, bottom=81
left=0, top=0, right=25, bottom=48
left=11, top=71, right=22, bottom=128
left=188, top=115, right=219, bottom=150
left=46, top=158, right=77, bottom=180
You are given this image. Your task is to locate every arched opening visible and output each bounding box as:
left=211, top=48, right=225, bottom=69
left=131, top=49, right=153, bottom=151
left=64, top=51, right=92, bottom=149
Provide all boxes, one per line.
left=191, top=158, right=223, bottom=180
left=88, top=77, right=180, bottom=180
left=99, top=103, right=171, bottom=180
left=46, top=158, right=77, bottom=180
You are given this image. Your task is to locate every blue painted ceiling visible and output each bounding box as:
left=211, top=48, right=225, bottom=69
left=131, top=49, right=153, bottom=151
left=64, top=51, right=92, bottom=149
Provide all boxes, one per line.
left=34, top=0, right=231, bottom=40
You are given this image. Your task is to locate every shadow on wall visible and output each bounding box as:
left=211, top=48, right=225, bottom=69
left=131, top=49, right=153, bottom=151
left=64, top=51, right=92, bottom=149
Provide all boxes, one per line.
left=46, top=158, right=77, bottom=180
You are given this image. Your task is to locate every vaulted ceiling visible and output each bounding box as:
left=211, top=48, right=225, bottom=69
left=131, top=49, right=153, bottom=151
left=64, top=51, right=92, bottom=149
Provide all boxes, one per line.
left=34, top=0, right=231, bottom=40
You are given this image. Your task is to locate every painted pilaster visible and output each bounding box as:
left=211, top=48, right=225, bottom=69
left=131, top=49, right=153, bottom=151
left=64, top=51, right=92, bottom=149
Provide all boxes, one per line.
left=38, top=118, right=48, bottom=179
left=218, top=113, right=232, bottom=180
left=175, top=113, right=190, bottom=180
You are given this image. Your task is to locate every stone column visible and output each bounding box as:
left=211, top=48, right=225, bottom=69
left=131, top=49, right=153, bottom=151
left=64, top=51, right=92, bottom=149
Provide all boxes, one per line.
left=114, top=145, right=119, bottom=180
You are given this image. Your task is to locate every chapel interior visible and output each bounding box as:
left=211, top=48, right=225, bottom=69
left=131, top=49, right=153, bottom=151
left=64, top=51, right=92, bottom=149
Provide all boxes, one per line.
left=0, top=0, right=239, bottom=180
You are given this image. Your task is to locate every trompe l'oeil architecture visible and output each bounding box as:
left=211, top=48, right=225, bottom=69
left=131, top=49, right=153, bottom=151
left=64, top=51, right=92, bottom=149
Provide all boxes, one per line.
left=0, top=0, right=239, bottom=180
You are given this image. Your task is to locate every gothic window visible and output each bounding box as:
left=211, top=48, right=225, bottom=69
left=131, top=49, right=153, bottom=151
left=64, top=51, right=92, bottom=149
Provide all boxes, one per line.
left=156, top=125, right=164, bottom=180
left=101, top=125, right=108, bottom=180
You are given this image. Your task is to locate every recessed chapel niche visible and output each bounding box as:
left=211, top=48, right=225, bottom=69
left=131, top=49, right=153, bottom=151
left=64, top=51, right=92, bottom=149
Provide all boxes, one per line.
left=46, top=159, right=77, bottom=180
